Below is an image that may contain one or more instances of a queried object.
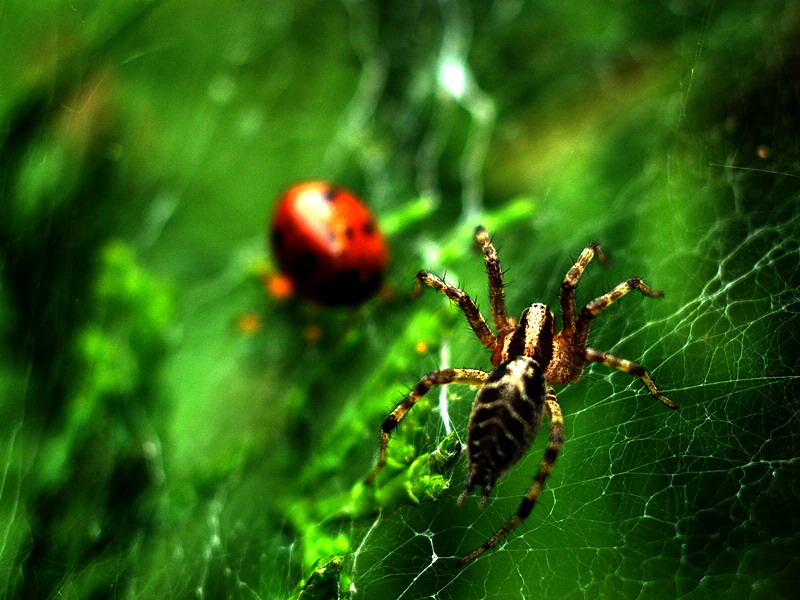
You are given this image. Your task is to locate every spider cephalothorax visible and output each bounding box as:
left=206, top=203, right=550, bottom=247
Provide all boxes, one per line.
left=365, top=226, right=677, bottom=566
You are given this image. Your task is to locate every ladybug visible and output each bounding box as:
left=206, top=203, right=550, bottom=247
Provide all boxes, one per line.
left=270, top=182, right=389, bottom=306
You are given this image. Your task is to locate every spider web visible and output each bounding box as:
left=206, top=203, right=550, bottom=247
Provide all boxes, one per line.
left=0, top=1, right=798, bottom=600
left=347, top=212, right=800, bottom=599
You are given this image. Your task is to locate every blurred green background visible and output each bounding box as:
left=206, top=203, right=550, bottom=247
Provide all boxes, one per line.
left=1, top=1, right=798, bottom=598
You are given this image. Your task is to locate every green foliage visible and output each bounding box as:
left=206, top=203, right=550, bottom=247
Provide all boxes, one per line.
left=294, top=556, right=344, bottom=600
left=38, top=240, right=173, bottom=491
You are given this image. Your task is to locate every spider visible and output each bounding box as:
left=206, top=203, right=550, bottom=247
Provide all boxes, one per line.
left=364, top=226, right=678, bottom=566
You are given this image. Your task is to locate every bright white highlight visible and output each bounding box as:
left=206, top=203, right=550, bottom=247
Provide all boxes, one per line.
left=438, top=340, right=452, bottom=435
left=439, top=58, right=468, bottom=99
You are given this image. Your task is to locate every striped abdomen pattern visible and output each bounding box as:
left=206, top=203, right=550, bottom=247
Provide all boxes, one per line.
left=461, top=356, right=547, bottom=504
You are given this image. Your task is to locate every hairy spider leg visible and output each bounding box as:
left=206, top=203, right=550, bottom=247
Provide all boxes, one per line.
left=474, top=225, right=511, bottom=331
left=579, top=276, right=663, bottom=325
left=584, top=348, right=677, bottom=410
left=415, top=271, right=497, bottom=350
left=572, top=276, right=676, bottom=410
left=559, top=242, right=608, bottom=334
left=364, top=368, right=489, bottom=485
left=457, top=388, right=564, bottom=566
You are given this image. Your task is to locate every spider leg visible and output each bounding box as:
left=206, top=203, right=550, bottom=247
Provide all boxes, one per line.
left=576, top=276, right=663, bottom=336
left=585, top=347, right=678, bottom=410
left=560, top=243, right=607, bottom=334
left=415, top=271, right=497, bottom=350
left=364, top=368, right=489, bottom=485
left=475, top=226, right=511, bottom=331
left=457, top=388, right=564, bottom=566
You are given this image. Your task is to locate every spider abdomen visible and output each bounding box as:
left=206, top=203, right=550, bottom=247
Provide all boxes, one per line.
left=461, top=356, right=546, bottom=505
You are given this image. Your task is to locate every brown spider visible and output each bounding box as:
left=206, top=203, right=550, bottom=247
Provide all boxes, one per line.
left=364, top=226, right=677, bottom=566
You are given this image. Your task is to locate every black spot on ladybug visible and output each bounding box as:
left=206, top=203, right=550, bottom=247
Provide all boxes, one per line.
left=294, top=251, right=319, bottom=276
left=362, top=220, right=376, bottom=237
left=345, top=226, right=355, bottom=240
left=322, top=186, right=338, bottom=202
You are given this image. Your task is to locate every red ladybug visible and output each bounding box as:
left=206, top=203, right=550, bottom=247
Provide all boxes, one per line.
left=270, top=182, right=388, bottom=306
